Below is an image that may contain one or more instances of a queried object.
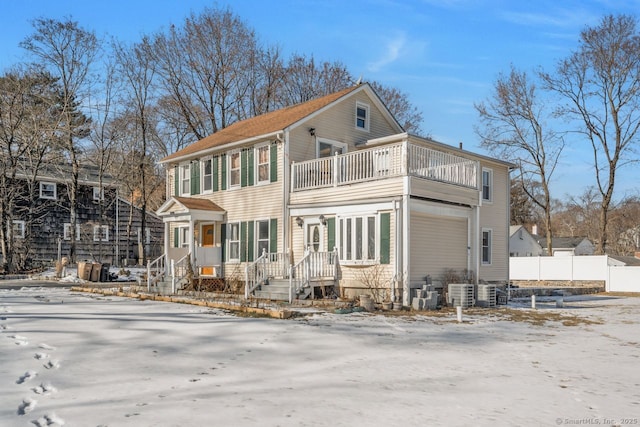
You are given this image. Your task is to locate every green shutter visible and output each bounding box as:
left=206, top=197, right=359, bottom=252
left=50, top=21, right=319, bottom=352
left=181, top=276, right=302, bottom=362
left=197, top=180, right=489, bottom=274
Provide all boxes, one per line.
left=247, top=220, right=254, bottom=262
left=269, top=218, right=278, bottom=253
left=221, top=154, right=227, bottom=190
left=327, top=217, right=335, bottom=252
left=247, top=148, right=255, bottom=186
left=190, top=160, right=200, bottom=195
left=380, top=212, right=391, bottom=264
left=212, top=156, right=219, bottom=192
left=221, top=223, right=227, bottom=262
left=241, top=150, right=247, bottom=188
left=270, top=143, right=277, bottom=182
left=173, top=227, right=179, bottom=248
left=240, top=221, right=247, bottom=262
left=173, top=166, right=179, bottom=196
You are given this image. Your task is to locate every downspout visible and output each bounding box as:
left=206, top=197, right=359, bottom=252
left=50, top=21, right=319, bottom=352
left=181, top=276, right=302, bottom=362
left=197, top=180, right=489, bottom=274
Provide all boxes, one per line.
left=401, top=137, right=410, bottom=306
left=392, top=198, right=401, bottom=303
left=278, top=131, right=288, bottom=257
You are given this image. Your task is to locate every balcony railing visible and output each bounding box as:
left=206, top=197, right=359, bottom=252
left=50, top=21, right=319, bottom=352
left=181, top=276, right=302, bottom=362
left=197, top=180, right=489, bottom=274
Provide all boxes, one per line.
left=291, top=142, right=478, bottom=192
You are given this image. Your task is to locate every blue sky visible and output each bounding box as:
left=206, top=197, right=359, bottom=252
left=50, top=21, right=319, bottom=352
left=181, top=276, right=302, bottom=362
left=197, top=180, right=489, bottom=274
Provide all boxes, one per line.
left=1, top=0, right=639, bottom=200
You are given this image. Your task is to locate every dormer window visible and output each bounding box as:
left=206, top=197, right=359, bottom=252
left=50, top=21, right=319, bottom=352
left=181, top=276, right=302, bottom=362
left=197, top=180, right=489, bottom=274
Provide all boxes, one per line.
left=356, top=102, right=370, bottom=131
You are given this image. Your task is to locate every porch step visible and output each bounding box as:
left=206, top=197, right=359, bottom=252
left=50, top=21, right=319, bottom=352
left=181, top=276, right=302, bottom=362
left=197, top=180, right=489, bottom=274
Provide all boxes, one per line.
left=253, top=278, right=291, bottom=301
left=150, top=280, right=173, bottom=295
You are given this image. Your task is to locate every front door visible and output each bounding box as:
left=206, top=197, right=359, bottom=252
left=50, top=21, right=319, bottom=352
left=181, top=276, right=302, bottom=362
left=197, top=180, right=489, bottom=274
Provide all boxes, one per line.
left=201, top=224, right=215, bottom=276
left=305, top=221, right=323, bottom=276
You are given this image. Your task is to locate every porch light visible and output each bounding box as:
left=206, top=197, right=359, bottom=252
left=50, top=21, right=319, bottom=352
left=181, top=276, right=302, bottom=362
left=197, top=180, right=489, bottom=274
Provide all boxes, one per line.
left=295, top=217, right=303, bottom=228
left=319, top=214, right=327, bottom=226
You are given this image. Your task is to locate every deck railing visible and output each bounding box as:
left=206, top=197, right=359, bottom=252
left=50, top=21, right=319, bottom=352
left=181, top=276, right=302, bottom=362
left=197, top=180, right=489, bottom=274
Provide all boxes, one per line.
left=291, top=142, right=478, bottom=191
left=147, top=253, right=166, bottom=291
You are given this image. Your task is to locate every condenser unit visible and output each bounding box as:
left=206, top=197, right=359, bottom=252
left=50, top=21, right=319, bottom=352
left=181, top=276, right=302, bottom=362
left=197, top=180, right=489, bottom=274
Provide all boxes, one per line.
left=476, top=284, right=496, bottom=308
left=447, top=284, right=474, bottom=308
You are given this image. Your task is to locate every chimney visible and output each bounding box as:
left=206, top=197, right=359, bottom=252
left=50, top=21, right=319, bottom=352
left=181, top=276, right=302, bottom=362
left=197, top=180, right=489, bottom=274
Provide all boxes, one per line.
left=459, top=142, right=463, bottom=150
left=531, top=224, right=538, bottom=235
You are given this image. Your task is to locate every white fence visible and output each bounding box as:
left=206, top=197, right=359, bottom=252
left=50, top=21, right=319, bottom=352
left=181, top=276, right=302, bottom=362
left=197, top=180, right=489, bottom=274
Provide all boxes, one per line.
left=509, top=255, right=640, bottom=292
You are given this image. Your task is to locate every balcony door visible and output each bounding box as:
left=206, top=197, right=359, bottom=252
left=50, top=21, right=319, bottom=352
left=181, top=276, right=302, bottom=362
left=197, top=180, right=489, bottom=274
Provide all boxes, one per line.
left=317, top=138, right=347, bottom=158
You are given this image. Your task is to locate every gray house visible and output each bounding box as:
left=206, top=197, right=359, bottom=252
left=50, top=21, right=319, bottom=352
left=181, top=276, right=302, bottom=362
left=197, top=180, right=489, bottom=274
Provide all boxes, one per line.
left=509, top=225, right=543, bottom=257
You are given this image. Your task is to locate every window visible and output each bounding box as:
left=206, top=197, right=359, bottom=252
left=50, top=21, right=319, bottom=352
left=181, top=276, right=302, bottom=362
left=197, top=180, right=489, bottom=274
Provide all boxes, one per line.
left=180, top=164, right=190, bottom=195
left=355, top=102, right=370, bottom=131
left=256, top=220, right=269, bottom=256
left=229, top=152, right=241, bottom=187
left=93, top=187, right=104, bottom=201
left=64, top=223, right=81, bottom=241
left=482, top=229, right=492, bottom=265
left=93, top=225, right=109, bottom=242
left=228, top=223, right=240, bottom=260
left=317, top=138, right=347, bottom=158
left=482, top=168, right=493, bottom=202
left=256, top=145, right=270, bottom=184
left=338, top=215, right=377, bottom=262
left=12, top=220, right=25, bottom=239
left=202, top=158, right=213, bottom=192
left=39, top=182, right=57, bottom=200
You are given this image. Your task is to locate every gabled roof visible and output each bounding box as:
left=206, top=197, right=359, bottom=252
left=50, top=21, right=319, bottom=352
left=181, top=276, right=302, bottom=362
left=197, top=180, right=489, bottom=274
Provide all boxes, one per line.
left=156, top=196, right=226, bottom=221
left=161, top=84, right=370, bottom=164
left=537, top=236, right=591, bottom=249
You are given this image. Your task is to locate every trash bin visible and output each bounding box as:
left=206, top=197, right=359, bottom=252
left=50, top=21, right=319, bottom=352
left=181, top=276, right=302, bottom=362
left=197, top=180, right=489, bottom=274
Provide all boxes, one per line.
left=90, top=263, right=102, bottom=282
left=78, top=261, right=92, bottom=280
left=100, top=263, right=111, bottom=282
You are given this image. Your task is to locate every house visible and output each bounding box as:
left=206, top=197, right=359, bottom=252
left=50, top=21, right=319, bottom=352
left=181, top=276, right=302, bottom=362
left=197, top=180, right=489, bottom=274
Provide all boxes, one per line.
left=538, top=236, right=595, bottom=256
left=154, top=84, right=513, bottom=306
left=509, top=225, right=543, bottom=257
left=3, top=162, right=163, bottom=270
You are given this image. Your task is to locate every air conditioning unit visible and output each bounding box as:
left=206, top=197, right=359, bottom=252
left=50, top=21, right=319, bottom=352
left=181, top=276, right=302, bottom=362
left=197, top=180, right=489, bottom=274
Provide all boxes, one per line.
left=476, top=284, right=496, bottom=308
left=447, top=284, right=474, bottom=308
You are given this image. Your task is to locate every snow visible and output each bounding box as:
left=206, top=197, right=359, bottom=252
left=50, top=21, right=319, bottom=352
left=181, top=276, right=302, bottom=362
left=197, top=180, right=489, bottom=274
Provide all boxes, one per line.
left=1, top=288, right=639, bottom=426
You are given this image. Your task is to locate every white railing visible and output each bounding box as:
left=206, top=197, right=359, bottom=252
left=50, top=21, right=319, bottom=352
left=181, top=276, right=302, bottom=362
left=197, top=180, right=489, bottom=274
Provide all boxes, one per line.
left=288, top=249, right=338, bottom=303
left=245, top=250, right=292, bottom=298
left=171, top=253, right=191, bottom=293
left=408, top=144, right=478, bottom=189
left=291, top=142, right=478, bottom=191
left=147, top=253, right=166, bottom=291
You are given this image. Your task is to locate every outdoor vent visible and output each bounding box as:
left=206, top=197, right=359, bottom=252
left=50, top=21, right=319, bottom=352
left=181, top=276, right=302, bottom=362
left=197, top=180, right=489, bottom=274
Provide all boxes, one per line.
left=447, top=283, right=475, bottom=308
left=476, top=284, right=497, bottom=308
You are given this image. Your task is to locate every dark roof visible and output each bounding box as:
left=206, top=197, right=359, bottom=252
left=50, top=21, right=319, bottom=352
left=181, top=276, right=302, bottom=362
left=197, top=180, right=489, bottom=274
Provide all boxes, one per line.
left=536, top=236, right=590, bottom=249
left=608, top=255, right=640, bottom=266
left=161, top=85, right=363, bottom=163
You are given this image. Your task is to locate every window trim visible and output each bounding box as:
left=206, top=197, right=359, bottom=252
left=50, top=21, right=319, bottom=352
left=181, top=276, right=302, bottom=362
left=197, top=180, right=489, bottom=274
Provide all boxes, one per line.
left=228, top=150, right=241, bottom=188
left=92, top=186, right=105, bottom=202
left=482, top=228, right=492, bottom=265
left=39, top=182, right=57, bottom=200
left=255, top=144, right=271, bottom=185
left=316, top=138, right=348, bottom=158
left=255, top=219, right=270, bottom=258
left=179, top=163, right=191, bottom=196
left=355, top=101, right=370, bottom=132
left=482, top=167, right=493, bottom=203
left=64, top=223, right=81, bottom=241
left=93, top=225, right=109, bottom=242
left=12, top=220, right=25, bottom=239
left=227, top=222, right=241, bottom=261
left=337, top=213, right=377, bottom=265
left=202, top=156, right=214, bottom=193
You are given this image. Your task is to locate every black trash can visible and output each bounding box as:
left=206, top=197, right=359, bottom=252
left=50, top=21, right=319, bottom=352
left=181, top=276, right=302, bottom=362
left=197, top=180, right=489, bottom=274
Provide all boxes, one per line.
left=100, top=263, right=111, bottom=282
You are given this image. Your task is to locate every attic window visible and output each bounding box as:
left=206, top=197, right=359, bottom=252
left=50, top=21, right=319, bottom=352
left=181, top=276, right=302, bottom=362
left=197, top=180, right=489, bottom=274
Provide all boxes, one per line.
left=355, top=102, right=370, bottom=131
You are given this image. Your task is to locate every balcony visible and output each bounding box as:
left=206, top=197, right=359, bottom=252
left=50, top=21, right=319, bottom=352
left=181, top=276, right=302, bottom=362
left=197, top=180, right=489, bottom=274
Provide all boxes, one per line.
left=291, top=142, right=479, bottom=192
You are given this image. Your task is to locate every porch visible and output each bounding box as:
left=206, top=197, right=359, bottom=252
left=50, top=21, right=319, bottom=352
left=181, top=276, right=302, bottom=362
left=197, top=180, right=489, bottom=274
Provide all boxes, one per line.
left=147, top=248, right=338, bottom=302
left=291, top=140, right=479, bottom=192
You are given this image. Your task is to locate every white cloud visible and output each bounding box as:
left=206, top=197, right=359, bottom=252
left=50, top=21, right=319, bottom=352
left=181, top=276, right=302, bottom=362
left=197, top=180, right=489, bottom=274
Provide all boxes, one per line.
left=366, top=32, right=407, bottom=72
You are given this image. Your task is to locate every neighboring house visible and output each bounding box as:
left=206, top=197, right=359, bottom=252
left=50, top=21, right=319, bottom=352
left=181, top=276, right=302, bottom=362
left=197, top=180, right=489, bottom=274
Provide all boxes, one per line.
left=509, top=225, right=543, bottom=257
left=4, top=162, right=163, bottom=269
left=155, top=83, right=513, bottom=305
left=537, top=236, right=595, bottom=256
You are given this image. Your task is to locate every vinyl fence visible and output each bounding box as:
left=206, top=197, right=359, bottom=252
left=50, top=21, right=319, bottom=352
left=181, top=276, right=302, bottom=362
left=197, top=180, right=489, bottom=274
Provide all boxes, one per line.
left=509, top=255, right=640, bottom=292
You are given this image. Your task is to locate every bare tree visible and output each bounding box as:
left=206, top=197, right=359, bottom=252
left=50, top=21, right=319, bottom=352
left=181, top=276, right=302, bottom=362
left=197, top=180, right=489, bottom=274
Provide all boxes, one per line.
left=475, top=66, right=564, bottom=254
left=0, top=68, right=57, bottom=271
left=20, top=17, right=100, bottom=262
left=541, top=14, right=640, bottom=254
left=150, top=7, right=260, bottom=143
left=113, top=37, right=162, bottom=265
left=370, top=80, right=424, bottom=135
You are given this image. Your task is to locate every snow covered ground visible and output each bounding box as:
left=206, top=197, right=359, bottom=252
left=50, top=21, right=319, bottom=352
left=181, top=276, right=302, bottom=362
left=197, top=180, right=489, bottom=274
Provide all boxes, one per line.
left=1, top=287, right=639, bottom=427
